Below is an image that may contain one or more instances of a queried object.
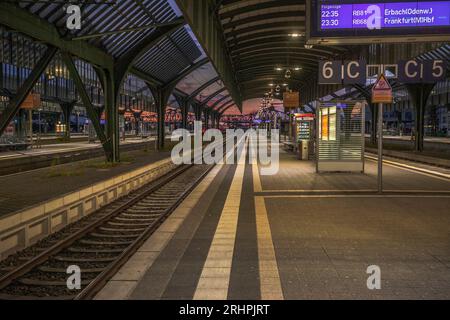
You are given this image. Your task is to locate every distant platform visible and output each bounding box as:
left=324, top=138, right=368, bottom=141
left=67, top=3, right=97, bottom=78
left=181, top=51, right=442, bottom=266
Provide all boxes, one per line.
left=0, top=138, right=158, bottom=176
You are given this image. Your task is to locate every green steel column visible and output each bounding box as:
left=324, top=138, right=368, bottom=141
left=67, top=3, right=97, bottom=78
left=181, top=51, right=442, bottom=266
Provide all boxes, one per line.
left=62, top=52, right=112, bottom=160
left=0, top=46, right=57, bottom=136
left=60, top=102, right=75, bottom=141
left=181, top=99, right=189, bottom=130
left=193, top=104, right=201, bottom=122
left=103, top=68, right=120, bottom=162
left=204, top=108, right=210, bottom=129
left=155, top=88, right=168, bottom=150
left=406, top=83, right=435, bottom=152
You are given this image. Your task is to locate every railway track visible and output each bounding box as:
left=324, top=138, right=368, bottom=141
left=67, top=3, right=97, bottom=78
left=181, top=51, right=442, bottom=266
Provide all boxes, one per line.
left=0, top=162, right=215, bottom=300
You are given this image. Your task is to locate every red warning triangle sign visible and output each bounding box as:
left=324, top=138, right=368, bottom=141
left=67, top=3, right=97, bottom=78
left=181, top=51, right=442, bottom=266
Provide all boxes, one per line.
left=373, top=74, right=392, bottom=91
left=372, top=74, right=393, bottom=104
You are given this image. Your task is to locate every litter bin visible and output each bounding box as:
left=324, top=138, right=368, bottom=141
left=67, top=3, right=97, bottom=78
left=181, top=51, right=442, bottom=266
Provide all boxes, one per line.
left=298, top=140, right=309, bottom=160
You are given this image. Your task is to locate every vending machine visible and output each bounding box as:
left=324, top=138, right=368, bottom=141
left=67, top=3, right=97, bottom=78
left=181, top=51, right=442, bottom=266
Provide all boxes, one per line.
left=295, top=113, right=315, bottom=160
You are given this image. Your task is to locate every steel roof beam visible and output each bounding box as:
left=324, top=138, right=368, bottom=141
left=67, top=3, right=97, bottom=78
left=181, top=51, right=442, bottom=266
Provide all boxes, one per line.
left=0, top=46, right=57, bottom=136
left=163, top=58, right=210, bottom=92
left=0, top=2, right=113, bottom=69
left=175, top=0, right=242, bottom=110
left=71, top=20, right=185, bottom=41
left=208, top=94, right=231, bottom=110
left=218, top=100, right=235, bottom=113
left=225, top=22, right=303, bottom=39
left=237, top=65, right=315, bottom=74
left=222, top=11, right=305, bottom=29
left=220, top=103, right=237, bottom=115
left=114, top=18, right=186, bottom=89
left=187, top=76, right=221, bottom=100
left=199, top=87, right=227, bottom=107
left=235, top=52, right=322, bottom=64
left=220, top=0, right=304, bottom=19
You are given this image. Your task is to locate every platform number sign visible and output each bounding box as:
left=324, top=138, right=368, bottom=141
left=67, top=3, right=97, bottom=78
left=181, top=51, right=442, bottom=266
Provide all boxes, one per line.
left=398, top=59, right=447, bottom=84
left=319, top=60, right=366, bottom=85
left=319, top=59, right=447, bottom=85
left=319, top=61, right=342, bottom=84
left=343, top=61, right=367, bottom=85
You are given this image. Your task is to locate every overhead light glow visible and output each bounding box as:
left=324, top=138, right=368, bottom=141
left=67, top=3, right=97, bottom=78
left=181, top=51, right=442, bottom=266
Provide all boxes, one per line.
left=294, top=67, right=302, bottom=71
left=275, top=67, right=283, bottom=71
left=289, top=33, right=302, bottom=38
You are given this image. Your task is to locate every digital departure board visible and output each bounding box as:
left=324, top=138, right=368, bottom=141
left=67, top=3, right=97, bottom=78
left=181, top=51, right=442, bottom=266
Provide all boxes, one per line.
left=307, top=0, right=450, bottom=44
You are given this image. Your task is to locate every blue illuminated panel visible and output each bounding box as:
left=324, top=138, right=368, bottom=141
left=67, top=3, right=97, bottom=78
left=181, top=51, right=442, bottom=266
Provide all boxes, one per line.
left=320, top=1, right=450, bottom=30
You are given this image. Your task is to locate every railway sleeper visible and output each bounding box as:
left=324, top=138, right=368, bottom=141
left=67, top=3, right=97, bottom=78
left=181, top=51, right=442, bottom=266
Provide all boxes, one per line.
left=53, top=256, right=117, bottom=263
left=107, top=221, right=151, bottom=228
left=18, top=278, right=91, bottom=287
left=38, top=266, right=104, bottom=274
left=79, top=239, right=134, bottom=246
left=67, top=247, right=125, bottom=254
left=89, top=232, right=140, bottom=239
left=99, top=226, right=147, bottom=233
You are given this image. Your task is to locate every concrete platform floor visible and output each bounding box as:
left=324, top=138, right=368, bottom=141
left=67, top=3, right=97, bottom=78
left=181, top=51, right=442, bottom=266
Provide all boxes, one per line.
left=97, top=146, right=450, bottom=300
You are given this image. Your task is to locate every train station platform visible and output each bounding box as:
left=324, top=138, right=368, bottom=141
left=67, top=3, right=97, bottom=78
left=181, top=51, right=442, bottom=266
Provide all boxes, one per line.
left=0, top=137, right=158, bottom=176
left=0, top=147, right=171, bottom=216
left=96, top=144, right=450, bottom=300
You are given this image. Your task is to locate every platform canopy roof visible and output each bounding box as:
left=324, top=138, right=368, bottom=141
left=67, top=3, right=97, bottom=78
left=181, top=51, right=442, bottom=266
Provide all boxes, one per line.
left=0, top=0, right=235, bottom=113
left=216, top=0, right=349, bottom=103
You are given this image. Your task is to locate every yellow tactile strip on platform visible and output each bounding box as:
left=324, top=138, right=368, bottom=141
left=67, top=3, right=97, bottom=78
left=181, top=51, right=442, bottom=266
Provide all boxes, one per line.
left=193, top=140, right=247, bottom=300
left=254, top=196, right=284, bottom=300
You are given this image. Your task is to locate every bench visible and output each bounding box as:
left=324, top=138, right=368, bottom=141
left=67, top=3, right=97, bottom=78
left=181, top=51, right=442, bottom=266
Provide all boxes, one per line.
left=282, top=141, right=295, bottom=152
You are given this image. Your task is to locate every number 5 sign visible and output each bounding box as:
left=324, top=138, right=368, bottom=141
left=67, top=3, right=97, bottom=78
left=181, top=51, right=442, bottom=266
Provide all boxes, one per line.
left=398, top=59, right=447, bottom=84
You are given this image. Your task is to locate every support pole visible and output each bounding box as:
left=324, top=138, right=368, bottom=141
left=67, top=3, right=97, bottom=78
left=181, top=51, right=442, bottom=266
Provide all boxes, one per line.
left=406, top=83, right=435, bottom=152
left=204, top=109, right=210, bottom=129
left=60, top=102, right=75, bottom=141
left=378, top=103, right=383, bottom=194
left=103, top=68, right=120, bottom=162
left=370, top=103, right=378, bottom=145
left=181, top=100, right=189, bottom=130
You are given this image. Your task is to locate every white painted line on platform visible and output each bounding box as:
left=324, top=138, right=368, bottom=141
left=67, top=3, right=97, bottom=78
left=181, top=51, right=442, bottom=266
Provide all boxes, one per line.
left=263, top=194, right=450, bottom=199
left=194, top=138, right=248, bottom=300
left=255, top=196, right=284, bottom=300
left=366, top=155, right=450, bottom=181
left=256, top=189, right=450, bottom=194
left=257, top=189, right=378, bottom=193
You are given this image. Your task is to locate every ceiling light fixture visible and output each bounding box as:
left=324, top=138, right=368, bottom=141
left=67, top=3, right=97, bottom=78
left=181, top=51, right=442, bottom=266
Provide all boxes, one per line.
left=285, top=69, right=292, bottom=79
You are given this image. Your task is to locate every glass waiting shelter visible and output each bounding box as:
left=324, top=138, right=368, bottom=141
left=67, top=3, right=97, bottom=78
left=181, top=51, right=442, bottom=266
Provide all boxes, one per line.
left=315, top=101, right=366, bottom=173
